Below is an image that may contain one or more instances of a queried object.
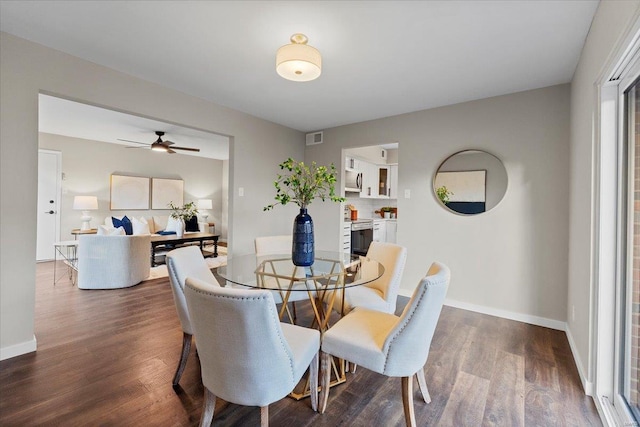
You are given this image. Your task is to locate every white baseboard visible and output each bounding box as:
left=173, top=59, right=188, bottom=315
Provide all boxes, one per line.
left=565, top=325, right=594, bottom=396
left=0, top=335, right=37, bottom=361
left=441, top=297, right=567, bottom=331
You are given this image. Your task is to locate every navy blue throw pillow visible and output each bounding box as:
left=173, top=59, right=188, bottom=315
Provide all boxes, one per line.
left=157, top=230, right=176, bottom=235
left=112, top=216, right=133, bottom=235
left=185, top=216, right=199, bottom=232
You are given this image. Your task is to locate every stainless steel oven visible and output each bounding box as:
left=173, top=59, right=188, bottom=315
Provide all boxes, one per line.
left=351, top=220, right=373, bottom=256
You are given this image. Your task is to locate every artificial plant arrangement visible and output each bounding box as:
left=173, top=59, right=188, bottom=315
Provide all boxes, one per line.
left=264, top=157, right=345, bottom=266
left=263, top=158, right=345, bottom=211
left=435, top=186, right=454, bottom=205
left=168, top=201, right=198, bottom=220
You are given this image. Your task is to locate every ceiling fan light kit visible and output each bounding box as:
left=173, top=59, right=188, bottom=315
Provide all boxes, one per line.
left=119, top=131, right=200, bottom=154
left=276, top=33, right=321, bottom=82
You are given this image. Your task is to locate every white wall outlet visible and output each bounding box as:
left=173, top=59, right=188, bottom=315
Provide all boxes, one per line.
left=239, top=187, right=244, bottom=197
left=404, top=189, right=411, bottom=199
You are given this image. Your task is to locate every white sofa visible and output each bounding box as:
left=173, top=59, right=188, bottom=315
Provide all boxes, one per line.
left=77, top=234, right=151, bottom=289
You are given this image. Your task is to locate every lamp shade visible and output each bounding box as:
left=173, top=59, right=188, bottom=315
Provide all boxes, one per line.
left=197, top=199, right=213, bottom=210
left=276, top=34, right=321, bottom=82
left=73, top=196, right=98, bottom=210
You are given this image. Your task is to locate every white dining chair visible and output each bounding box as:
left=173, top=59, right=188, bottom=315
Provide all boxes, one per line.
left=319, top=262, right=450, bottom=427
left=166, top=246, right=221, bottom=386
left=327, top=241, right=407, bottom=315
left=255, top=235, right=314, bottom=324
left=184, top=277, right=320, bottom=426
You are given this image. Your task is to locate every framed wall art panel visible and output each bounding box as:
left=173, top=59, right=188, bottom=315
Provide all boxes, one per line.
left=151, top=178, right=184, bottom=209
left=110, top=175, right=150, bottom=210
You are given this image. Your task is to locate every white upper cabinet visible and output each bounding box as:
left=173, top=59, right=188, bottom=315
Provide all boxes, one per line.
left=345, top=156, right=360, bottom=171
left=378, top=166, right=389, bottom=198
left=388, top=165, right=398, bottom=199
left=360, top=161, right=377, bottom=198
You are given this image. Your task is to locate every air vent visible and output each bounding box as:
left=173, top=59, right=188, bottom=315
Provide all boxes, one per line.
left=306, top=131, right=323, bottom=146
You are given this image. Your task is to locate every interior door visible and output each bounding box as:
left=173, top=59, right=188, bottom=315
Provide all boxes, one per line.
left=36, top=150, right=61, bottom=261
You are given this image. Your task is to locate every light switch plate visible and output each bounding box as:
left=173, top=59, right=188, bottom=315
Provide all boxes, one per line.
left=404, top=189, right=411, bottom=199
left=239, top=187, right=244, bottom=197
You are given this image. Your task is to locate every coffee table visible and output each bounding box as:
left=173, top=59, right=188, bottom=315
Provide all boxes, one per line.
left=149, top=232, right=219, bottom=266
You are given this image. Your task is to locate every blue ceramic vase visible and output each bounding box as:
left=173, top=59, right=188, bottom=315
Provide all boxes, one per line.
left=292, top=208, right=314, bottom=266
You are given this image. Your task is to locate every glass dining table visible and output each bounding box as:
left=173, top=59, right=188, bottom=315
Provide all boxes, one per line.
left=217, top=250, right=385, bottom=399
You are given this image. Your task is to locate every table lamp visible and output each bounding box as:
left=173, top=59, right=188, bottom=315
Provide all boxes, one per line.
left=73, top=196, right=98, bottom=231
left=197, top=199, right=213, bottom=221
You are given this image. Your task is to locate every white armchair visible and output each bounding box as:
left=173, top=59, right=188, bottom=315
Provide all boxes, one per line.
left=77, top=234, right=151, bottom=289
left=184, top=277, right=320, bottom=426
left=319, top=262, right=450, bottom=426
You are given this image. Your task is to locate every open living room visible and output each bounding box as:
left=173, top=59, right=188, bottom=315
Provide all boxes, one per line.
left=1, top=1, right=640, bottom=426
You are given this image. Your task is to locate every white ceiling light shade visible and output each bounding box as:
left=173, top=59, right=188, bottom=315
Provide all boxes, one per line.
left=276, top=33, right=322, bottom=82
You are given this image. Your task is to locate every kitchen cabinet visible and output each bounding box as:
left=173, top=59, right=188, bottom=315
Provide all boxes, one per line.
left=345, top=156, right=360, bottom=171
left=386, top=221, right=397, bottom=243
left=343, top=223, right=351, bottom=253
left=378, top=167, right=389, bottom=198
left=360, top=161, right=377, bottom=198
left=373, top=219, right=386, bottom=242
left=388, top=165, right=398, bottom=199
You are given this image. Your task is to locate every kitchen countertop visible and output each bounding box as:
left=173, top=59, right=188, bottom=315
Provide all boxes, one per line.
left=344, top=217, right=397, bottom=223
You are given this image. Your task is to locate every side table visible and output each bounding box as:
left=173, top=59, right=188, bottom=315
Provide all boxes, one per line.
left=53, top=240, right=79, bottom=285
left=71, top=228, right=97, bottom=240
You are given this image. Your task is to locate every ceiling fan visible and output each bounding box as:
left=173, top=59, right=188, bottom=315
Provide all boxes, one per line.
left=118, top=131, right=200, bottom=154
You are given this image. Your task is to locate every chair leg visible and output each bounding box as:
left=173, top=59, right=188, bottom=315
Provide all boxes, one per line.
left=318, top=351, right=331, bottom=414
left=199, top=387, right=216, bottom=427
left=172, top=332, right=192, bottom=386
left=260, top=406, right=269, bottom=427
left=401, top=376, right=416, bottom=427
left=292, top=301, right=297, bottom=323
left=415, top=368, right=431, bottom=403
left=309, top=352, right=319, bottom=412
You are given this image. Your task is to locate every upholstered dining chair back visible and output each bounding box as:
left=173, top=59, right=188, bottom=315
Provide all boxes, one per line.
left=381, top=261, right=450, bottom=377
left=166, top=246, right=220, bottom=335
left=364, top=241, right=408, bottom=311
left=254, top=235, right=310, bottom=318
left=319, top=262, right=450, bottom=424
left=255, top=235, right=292, bottom=255
left=185, top=277, right=317, bottom=408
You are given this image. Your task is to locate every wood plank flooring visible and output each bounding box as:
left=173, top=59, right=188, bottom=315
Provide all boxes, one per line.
left=0, top=261, right=601, bottom=426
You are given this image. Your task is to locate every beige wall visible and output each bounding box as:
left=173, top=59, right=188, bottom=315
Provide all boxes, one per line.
left=568, top=0, right=640, bottom=392
left=0, top=33, right=304, bottom=359
left=308, top=84, right=571, bottom=328
left=39, top=133, right=226, bottom=241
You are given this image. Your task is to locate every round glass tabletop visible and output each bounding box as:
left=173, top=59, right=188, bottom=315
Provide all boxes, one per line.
left=217, top=250, right=384, bottom=291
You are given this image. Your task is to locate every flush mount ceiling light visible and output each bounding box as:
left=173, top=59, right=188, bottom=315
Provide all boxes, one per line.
left=276, top=33, right=322, bottom=82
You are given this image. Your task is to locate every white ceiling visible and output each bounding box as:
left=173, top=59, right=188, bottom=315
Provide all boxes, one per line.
left=2, top=1, right=599, bottom=134
left=38, top=94, right=230, bottom=160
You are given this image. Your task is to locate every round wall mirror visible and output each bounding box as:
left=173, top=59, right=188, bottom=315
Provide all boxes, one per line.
left=433, top=149, right=507, bottom=215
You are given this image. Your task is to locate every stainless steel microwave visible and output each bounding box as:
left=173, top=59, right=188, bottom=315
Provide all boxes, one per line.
left=345, top=169, right=362, bottom=193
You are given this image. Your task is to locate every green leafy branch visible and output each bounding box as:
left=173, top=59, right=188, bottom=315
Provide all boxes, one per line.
left=264, top=158, right=346, bottom=211
left=169, top=201, right=198, bottom=220
left=435, top=186, right=454, bottom=205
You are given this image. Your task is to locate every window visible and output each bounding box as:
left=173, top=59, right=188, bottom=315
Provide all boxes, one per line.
left=597, top=24, right=640, bottom=427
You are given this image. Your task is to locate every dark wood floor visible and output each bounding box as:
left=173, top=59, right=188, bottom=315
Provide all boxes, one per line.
left=0, top=261, right=601, bottom=426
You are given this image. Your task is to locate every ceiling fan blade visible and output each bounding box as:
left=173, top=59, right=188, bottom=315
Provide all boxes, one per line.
left=117, top=138, right=149, bottom=145
left=125, top=146, right=150, bottom=149
left=171, top=146, right=201, bottom=152
left=163, top=140, right=175, bottom=146
left=167, top=148, right=176, bottom=154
